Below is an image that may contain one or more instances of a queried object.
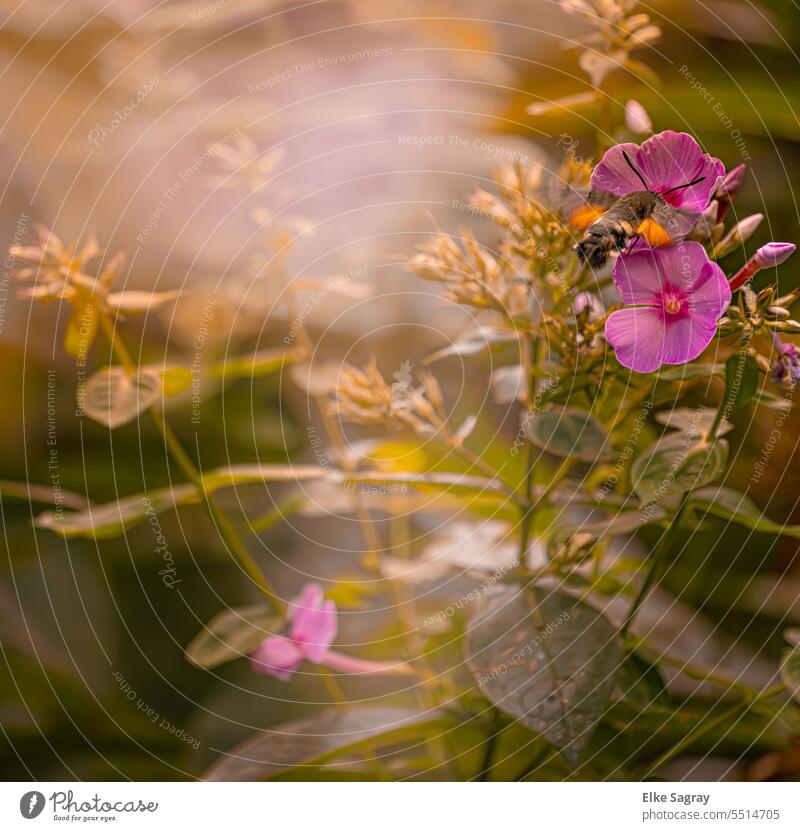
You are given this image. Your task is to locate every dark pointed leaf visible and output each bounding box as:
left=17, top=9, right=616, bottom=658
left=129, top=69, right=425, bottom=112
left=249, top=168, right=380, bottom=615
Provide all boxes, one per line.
left=689, top=487, right=800, bottom=539
left=780, top=646, right=800, bottom=703
left=724, top=352, right=760, bottom=411
left=525, top=407, right=610, bottom=462
left=631, top=434, right=728, bottom=506
left=465, top=585, right=621, bottom=767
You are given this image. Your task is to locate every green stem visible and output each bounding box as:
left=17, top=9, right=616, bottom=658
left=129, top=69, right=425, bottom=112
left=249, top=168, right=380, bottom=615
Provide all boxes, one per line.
left=621, top=492, right=690, bottom=640
left=449, top=440, right=518, bottom=494
left=98, top=312, right=286, bottom=616
left=477, top=711, right=503, bottom=781
left=519, top=336, right=540, bottom=559
left=650, top=653, right=761, bottom=697
left=709, top=392, right=729, bottom=439
left=519, top=441, right=536, bottom=560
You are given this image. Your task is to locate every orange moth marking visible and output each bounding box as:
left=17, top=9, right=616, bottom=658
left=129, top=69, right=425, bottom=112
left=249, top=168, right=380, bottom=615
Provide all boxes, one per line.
left=637, top=217, right=673, bottom=247
left=568, top=204, right=607, bottom=229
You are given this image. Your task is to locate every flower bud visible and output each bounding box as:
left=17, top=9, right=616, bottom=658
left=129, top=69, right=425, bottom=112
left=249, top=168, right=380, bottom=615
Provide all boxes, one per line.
left=624, top=100, right=652, bottom=135
left=754, top=242, right=796, bottom=269
left=715, top=163, right=746, bottom=200
left=713, top=213, right=763, bottom=258
left=767, top=306, right=791, bottom=319
left=730, top=241, right=797, bottom=292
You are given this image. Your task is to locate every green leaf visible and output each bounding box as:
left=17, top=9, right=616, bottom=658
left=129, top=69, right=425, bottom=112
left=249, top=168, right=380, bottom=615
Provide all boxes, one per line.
left=158, top=366, right=194, bottom=397
left=200, top=464, right=324, bottom=492
left=35, top=462, right=517, bottom=540
left=0, top=479, right=89, bottom=510
left=80, top=366, right=161, bottom=429
left=36, top=465, right=324, bottom=538
left=654, top=407, right=731, bottom=438
left=465, top=585, right=621, bottom=767
left=617, top=652, right=669, bottom=709
left=554, top=508, right=666, bottom=541
left=106, top=289, right=181, bottom=314
left=424, top=326, right=518, bottom=364
left=207, top=347, right=295, bottom=379
left=631, top=435, right=728, bottom=506
left=724, top=352, right=760, bottom=411
left=657, top=362, right=723, bottom=381
left=204, top=708, right=451, bottom=781
left=35, top=484, right=197, bottom=539
left=525, top=407, right=610, bottom=462
left=344, top=470, right=516, bottom=501
left=780, top=646, right=800, bottom=703
left=689, top=487, right=800, bottom=539
left=185, top=605, right=280, bottom=668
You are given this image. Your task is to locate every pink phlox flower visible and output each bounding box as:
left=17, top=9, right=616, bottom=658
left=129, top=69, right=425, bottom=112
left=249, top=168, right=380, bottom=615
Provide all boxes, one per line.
left=250, top=583, right=411, bottom=681
left=250, top=583, right=336, bottom=680
left=605, top=241, right=731, bottom=373
left=591, top=130, right=725, bottom=213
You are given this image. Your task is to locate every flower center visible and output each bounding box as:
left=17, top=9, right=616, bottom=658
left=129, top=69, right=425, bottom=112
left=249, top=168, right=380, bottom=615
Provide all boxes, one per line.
left=664, top=296, right=683, bottom=315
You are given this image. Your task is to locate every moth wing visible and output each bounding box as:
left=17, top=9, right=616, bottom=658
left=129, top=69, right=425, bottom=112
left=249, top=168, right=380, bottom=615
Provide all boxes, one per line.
left=648, top=203, right=700, bottom=242
left=540, top=179, right=617, bottom=228
left=569, top=202, right=609, bottom=229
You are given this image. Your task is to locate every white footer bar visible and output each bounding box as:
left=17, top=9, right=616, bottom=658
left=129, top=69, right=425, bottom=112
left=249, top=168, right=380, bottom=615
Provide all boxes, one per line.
left=2, top=782, right=797, bottom=830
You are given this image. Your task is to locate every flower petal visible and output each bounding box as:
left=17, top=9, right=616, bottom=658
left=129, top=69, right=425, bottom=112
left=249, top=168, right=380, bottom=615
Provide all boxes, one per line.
left=250, top=636, right=304, bottom=681
left=589, top=142, right=645, bottom=195
left=590, top=131, right=724, bottom=213
left=611, top=248, right=665, bottom=305
left=635, top=130, right=724, bottom=211
left=684, top=261, right=731, bottom=323
left=660, top=315, right=718, bottom=366
left=638, top=240, right=728, bottom=306
left=290, top=583, right=337, bottom=661
left=605, top=307, right=666, bottom=373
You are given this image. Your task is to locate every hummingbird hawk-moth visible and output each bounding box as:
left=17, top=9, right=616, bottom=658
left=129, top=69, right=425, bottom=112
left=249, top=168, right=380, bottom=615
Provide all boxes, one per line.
left=555, top=150, right=707, bottom=268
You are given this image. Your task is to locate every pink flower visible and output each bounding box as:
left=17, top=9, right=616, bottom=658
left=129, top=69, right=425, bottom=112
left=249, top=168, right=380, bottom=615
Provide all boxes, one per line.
left=591, top=130, right=724, bottom=213
left=249, top=583, right=411, bottom=681
left=624, top=100, right=652, bottom=135
left=605, top=241, right=731, bottom=373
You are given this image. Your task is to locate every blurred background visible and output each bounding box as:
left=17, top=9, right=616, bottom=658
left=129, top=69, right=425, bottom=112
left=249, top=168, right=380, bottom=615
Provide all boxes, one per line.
left=1, top=0, right=799, bottom=780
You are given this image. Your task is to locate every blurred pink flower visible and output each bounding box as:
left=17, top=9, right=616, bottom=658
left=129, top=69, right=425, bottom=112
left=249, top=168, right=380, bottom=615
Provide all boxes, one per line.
left=250, top=583, right=411, bottom=681
left=771, top=337, right=800, bottom=387
left=605, top=242, right=730, bottom=373
left=624, top=100, right=652, bottom=134
left=591, top=130, right=724, bottom=213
